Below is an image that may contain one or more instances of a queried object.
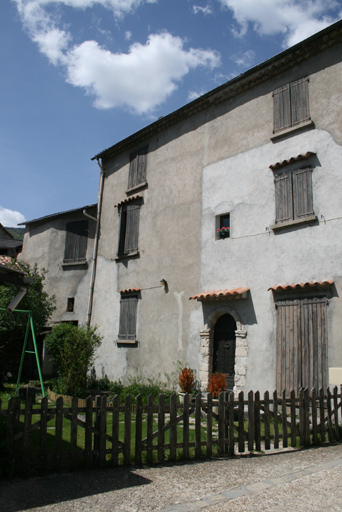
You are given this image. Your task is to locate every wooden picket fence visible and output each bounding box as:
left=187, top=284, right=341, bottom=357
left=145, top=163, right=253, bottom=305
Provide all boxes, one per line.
left=1, top=386, right=342, bottom=473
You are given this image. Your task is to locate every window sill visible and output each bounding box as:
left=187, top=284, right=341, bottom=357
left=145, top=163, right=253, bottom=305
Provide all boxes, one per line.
left=271, top=120, right=314, bottom=141
left=116, top=339, right=138, bottom=345
left=115, top=250, right=139, bottom=261
left=271, top=214, right=318, bottom=231
left=62, top=260, right=88, bottom=268
left=126, top=182, right=148, bottom=195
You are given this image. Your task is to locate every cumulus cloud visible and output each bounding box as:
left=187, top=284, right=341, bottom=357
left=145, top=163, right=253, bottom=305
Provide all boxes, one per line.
left=0, top=207, right=26, bottom=227
left=188, top=89, right=207, bottom=101
left=65, top=33, right=220, bottom=112
left=218, top=0, right=340, bottom=46
left=234, top=49, right=255, bottom=68
left=13, top=0, right=220, bottom=113
left=193, top=5, right=213, bottom=16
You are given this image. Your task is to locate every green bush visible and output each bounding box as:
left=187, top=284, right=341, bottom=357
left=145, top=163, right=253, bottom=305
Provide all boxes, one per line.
left=110, top=376, right=173, bottom=404
left=44, top=323, right=102, bottom=396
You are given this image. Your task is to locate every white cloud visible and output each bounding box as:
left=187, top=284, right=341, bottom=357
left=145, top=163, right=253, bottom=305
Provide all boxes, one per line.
left=188, top=89, right=207, bottom=101
left=65, top=33, right=220, bottom=113
left=234, top=49, right=255, bottom=67
left=193, top=5, right=213, bottom=16
left=218, top=0, right=340, bottom=46
left=0, top=207, right=26, bottom=227
left=13, top=0, right=220, bottom=113
left=125, top=30, right=132, bottom=40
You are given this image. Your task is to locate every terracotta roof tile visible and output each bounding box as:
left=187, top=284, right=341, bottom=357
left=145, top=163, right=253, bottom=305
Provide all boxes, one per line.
left=119, top=288, right=141, bottom=294
left=115, top=195, right=143, bottom=208
left=268, top=280, right=334, bottom=292
left=189, top=287, right=249, bottom=302
left=269, top=152, right=315, bottom=171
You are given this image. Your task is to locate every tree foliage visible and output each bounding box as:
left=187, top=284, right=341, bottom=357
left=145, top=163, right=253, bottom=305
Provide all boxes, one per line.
left=44, top=323, right=102, bottom=396
left=0, top=261, right=56, bottom=374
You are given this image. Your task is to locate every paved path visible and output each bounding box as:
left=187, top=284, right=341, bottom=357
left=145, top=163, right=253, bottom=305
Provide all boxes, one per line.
left=1, top=444, right=342, bottom=511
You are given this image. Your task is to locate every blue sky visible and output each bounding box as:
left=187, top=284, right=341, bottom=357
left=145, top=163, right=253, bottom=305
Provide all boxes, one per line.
left=1, top=0, right=341, bottom=226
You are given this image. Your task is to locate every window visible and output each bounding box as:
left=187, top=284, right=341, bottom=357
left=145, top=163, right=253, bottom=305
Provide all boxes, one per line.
left=118, top=293, right=139, bottom=342
left=128, top=145, right=148, bottom=190
left=67, top=297, right=74, bottom=312
left=276, top=297, right=328, bottom=393
left=117, top=201, right=140, bottom=256
left=274, top=167, right=314, bottom=226
left=216, top=213, right=230, bottom=239
left=64, top=221, right=88, bottom=263
left=273, top=77, right=310, bottom=133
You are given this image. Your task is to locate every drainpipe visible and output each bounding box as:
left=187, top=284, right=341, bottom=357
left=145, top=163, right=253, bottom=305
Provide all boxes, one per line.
left=86, top=158, right=105, bottom=326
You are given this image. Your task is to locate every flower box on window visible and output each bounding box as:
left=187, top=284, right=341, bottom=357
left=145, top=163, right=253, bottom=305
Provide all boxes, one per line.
left=217, top=226, right=230, bottom=238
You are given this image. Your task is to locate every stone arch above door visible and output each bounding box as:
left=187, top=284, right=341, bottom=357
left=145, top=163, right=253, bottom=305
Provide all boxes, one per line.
left=199, top=306, right=247, bottom=394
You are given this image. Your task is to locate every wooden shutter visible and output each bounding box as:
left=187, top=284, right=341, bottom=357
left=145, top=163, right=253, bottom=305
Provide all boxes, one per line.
left=276, top=297, right=328, bottom=394
left=64, top=221, right=88, bottom=262
left=273, top=84, right=291, bottom=132
left=292, top=167, right=313, bottom=219
left=118, top=294, right=138, bottom=341
left=290, top=77, right=310, bottom=126
left=124, top=204, right=140, bottom=253
left=274, top=171, right=293, bottom=223
left=128, top=146, right=148, bottom=189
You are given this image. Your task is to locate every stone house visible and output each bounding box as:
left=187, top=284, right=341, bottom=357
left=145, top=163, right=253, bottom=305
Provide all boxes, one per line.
left=20, top=20, right=342, bottom=394
left=0, top=224, right=22, bottom=257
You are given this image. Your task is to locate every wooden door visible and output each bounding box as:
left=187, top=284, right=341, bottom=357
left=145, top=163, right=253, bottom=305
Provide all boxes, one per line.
left=276, top=297, right=328, bottom=393
left=213, top=314, right=236, bottom=391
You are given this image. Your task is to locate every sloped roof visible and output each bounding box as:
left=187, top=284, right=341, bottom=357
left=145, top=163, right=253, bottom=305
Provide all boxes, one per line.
left=189, top=287, right=249, bottom=302
left=0, top=256, right=32, bottom=287
left=269, top=152, right=315, bottom=171
left=0, top=238, right=22, bottom=249
left=19, top=204, right=97, bottom=226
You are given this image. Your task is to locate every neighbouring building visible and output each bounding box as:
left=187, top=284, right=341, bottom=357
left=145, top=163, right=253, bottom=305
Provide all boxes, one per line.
left=20, top=20, right=342, bottom=394
left=0, top=224, right=22, bottom=257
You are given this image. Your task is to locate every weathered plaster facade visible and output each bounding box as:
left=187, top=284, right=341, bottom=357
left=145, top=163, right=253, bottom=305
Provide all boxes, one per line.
left=19, top=21, right=342, bottom=392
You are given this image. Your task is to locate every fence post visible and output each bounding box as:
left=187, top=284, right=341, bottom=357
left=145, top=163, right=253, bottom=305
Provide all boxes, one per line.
left=273, top=390, right=279, bottom=449
left=135, top=394, right=143, bottom=465
left=111, top=395, right=120, bottom=466
left=70, top=396, right=78, bottom=470
left=85, top=396, right=93, bottom=468
left=23, top=397, right=33, bottom=472
left=195, top=393, right=202, bottom=459
left=238, top=391, right=244, bottom=453
left=39, top=396, right=48, bottom=471
left=169, top=393, right=177, bottom=461
left=282, top=390, right=288, bottom=448
left=147, top=394, right=154, bottom=464
left=248, top=390, right=254, bottom=452
left=304, top=388, right=310, bottom=446
left=254, top=391, right=261, bottom=452
left=264, top=391, right=270, bottom=451
left=54, top=396, right=63, bottom=471
left=218, top=391, right=225, bottom=456
left=327, top=387, right=333, bottom=442
left=311, top=388, right=317, bottom=445
left=206, top=392, right=212, bottom=458
left=299, top=388, right=304, bottom=446
left=228, top=392, right=235, bottom=456
left=158, top=394, right=165, bottom=463
left=94, top=395, right=101, bottom=464
left=124, top=395, right=131, bottom=465
left=333, top=386, right=339, bottom=441
left=290, top=390, right=297, bottom=448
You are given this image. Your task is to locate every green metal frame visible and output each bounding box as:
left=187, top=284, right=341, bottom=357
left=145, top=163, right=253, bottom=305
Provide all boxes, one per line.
left=0, top=308, right=45, bottom=397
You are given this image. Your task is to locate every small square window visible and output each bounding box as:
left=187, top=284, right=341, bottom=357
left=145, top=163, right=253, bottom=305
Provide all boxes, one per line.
left=67, top=297, right=74, bottom=312
left=216, top=213, right=230, bottom=239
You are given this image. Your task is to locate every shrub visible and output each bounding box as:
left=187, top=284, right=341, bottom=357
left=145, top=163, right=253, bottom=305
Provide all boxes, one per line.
left=44, top=323, right=102, bottom=396
left=209, top=373, right=227, bottom=398
left=178, top=366, right=195, bottom=393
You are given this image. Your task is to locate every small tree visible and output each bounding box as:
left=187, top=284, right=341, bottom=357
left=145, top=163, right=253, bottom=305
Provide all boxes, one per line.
left=0, top=261, right=56, bottom=374
left=44, top=323, right=102, bottom=396
left=209, top=373, right=227, bottom=398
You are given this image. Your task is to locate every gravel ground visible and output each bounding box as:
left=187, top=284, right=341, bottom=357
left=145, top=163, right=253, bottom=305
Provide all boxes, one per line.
left=1, top=444, right=342, bottom=512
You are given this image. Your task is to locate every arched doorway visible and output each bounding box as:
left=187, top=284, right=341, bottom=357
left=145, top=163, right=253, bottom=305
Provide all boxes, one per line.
left=213, top=314, right=237, bottom=391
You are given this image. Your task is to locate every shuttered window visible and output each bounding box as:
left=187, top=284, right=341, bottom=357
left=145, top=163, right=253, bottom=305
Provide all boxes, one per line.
left=274, top=167, right=313, bottom=224
left=118, top=294, right=139, bottom=341
left=118, top=203, right=140, bottom=256
left=128, top=146, right=148, bottom=190
left=273, top=77, right=310, bottom=133
left=64, top=221, right=88, bottom=263
left=276, top=297, right=328, bottom=393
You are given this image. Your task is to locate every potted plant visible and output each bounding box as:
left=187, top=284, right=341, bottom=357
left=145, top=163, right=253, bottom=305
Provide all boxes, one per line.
left=209, top=373, right=227, bottom=413
left=178, top=366, right=195, bottom=403
left=217, top=226, right=230, bottom=238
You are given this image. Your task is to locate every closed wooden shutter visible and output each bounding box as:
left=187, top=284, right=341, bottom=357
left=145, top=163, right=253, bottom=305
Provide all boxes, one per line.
left=118, top=294, right=138, bottom=341
left=124, top=204, right=140, bottom=253
left=274, top=172, right=293, bottom=223
left=64, top=221, right=88, bottom=262
left=290, top=77, right=310, bottom=126
left=292, top=167, right=313, bottom=219
left=273, top=84, right=291, bottom=132
left=128, top=146, right=148, bottom=189
left=276, top=297, right=328, bottom=394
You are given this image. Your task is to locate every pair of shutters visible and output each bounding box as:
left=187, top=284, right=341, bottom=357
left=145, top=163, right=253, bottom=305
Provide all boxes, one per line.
left=128, top=146, right=148, bottom=189
left=273, top=77, right=310, bottom=133
left=118, top=203, right=140, bottom=255
left=276, top=297, right=328, bottom=393
left=118, top=294, right=138, bottom=341
left=64, top=221, right=88, bottom=263
left=274, top=167, right=313, bottom=224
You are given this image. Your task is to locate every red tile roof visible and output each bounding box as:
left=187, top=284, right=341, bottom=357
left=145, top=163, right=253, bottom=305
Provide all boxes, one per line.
left=189, top=287, right=249, bottom=302
left=115, top=195, right=142, bottom=207
left=268, top=280, right=334, bottom=292
left=119, top=288, right=141, bottom=294
left=269, top=152, right=315, bottom=171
